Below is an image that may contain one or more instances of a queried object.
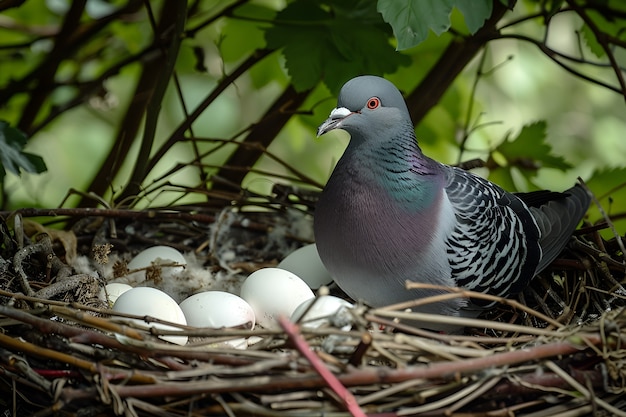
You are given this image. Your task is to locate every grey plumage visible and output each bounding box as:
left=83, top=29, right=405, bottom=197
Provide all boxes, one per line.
left=314, top=75, right=590, bottom=325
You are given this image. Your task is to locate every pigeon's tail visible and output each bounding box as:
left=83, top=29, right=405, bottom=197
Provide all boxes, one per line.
left=518, top=184, right=591, bottom=274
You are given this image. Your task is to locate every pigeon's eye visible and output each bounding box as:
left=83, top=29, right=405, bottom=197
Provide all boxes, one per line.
left=366, top=97, right=380, bottom=109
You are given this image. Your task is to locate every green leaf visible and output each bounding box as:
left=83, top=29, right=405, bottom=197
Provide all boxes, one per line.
left=579, top=7, right=626, bottom=59
left=495, top=121, right=571, bottom=179
left=581, top=23, right=605, bottom=58
left=265, top=1, right=409, bottom=93
left=377, top=0, right=492, bottom=50
left=377, top=0, right=453, bottom=50
left=0, top=121, right=47, bottom=181
left=455, top=0, right=493, bottom=34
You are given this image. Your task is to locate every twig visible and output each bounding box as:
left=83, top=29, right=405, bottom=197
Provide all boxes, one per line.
left=579, top=178, right=626, bottom=264
left=566, top=0, right=626, bottom=101
left=385, top=282, right=565, bottom=329
left=79, top=333, right=606, bottom=399
left=278, top=316, right=366, bottom=417
left=398, top=377, right=501, bottom=415
left=121, top=0, right=188, bottom=200
left=496, top=33, right=625, bottom=94
left=544, top=360, right=626, bottom=417
left=0, top=207, right=216, bottom=224
left=371, top=309, right=561, bottom=336
left=0, top=332, right=155, bottom=384
left=140, top=48, right=273, bottom=184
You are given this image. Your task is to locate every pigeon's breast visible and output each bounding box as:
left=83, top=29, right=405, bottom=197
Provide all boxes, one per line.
left=314, top=167, right=459, bottom=310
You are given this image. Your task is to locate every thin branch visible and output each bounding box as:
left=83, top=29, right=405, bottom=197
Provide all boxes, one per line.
left=16, top=0, right=87, bottom=131
left=0, top=0, right=144, bottom=131
left=185, top=0, right=248, bottom=38
left=146, top=136, right=324, bottom=189
left=495, top=33, right=625, bottom=94
left=544, top=360, right=626, bottom=417
left=29, top=44, right=161, bottom=135
left=279, top=316, right=366, bottom=417
left=121, top=0, right=188, bottom=200
left=212, top=85, right=313, bottom=191
left=68, top=334, right=603, bottom=399
left=405, top=0, right=510, bottom=124
left=566, top=0, right=626, bottom=102
left=128, top=48, right=273, bottom=198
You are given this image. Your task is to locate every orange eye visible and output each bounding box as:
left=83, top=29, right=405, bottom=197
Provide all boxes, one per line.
left=367, top=97, right=380, bottom=109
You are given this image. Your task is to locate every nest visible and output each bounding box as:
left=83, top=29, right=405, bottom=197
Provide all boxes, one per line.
left=0, top=188, right=625, bottom=417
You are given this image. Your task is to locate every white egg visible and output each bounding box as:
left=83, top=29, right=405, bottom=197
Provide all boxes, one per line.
left=112, top=287, right=188, bottom=345
left=240, top=268, right=314, bottom=329
left=291, top=296, right=353, bottom=329
left=127, top=246, right=186, bottom=279
left=179, top=291, right=255, bottom=329
left=99, top=283, right=133, bottom=307
left=278, top=244, right=333, bottom=289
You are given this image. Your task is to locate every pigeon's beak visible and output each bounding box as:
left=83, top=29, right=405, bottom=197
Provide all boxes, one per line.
left=317, top=107, right=354, bottom=137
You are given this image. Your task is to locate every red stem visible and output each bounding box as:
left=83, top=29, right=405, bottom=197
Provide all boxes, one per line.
left=278, top=316, right=367, bottom=417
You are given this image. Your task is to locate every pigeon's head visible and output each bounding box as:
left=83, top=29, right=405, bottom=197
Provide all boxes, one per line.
left=317, top=76, right=412, bottom=141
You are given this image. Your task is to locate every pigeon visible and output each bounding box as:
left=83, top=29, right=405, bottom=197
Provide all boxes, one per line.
left=314, top=75, right=590, bottom=326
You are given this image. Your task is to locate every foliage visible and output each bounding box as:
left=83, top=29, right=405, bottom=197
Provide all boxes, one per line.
left=265, top=0, right=410, bottom=92
left=497, top=122, right=571, bottom=173
left=378, top=0, right=494, bottom=50
left=487, top=121, right=571, bottom=190
left=0, top=121, right=46, bottom=182
left=0, top=0, right=625, bottom=230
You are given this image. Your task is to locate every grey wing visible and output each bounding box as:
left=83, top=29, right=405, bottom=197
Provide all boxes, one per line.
left=442, top=166, right=542, bottom=301
left=517, top=184, right=590, bottom=274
